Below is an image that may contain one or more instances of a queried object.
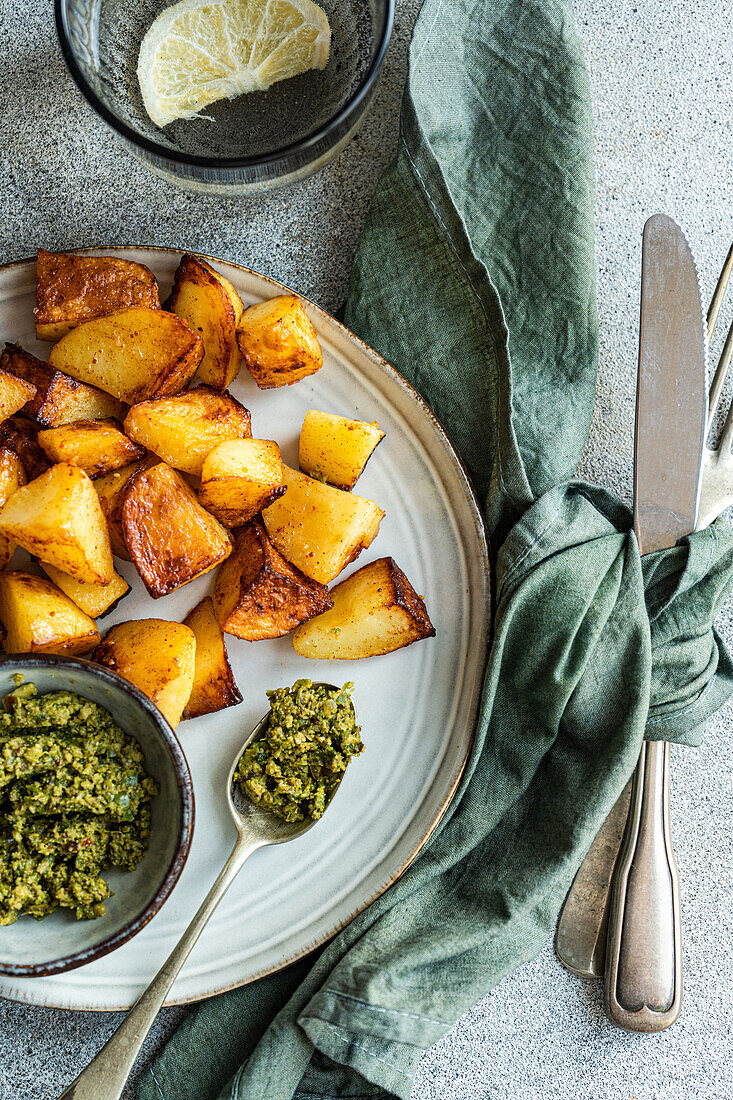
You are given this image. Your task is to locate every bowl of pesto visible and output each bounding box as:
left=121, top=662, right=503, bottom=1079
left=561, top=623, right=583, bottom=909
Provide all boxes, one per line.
left=0, top=655, right=194, bottom=976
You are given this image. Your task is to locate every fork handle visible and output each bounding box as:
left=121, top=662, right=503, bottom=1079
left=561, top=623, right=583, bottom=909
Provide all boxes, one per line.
left=604, top=739, right=682, bottom=1031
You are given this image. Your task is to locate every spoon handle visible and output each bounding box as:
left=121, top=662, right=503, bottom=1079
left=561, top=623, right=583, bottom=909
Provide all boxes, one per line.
left=57, top=834, right=261, bottom=1100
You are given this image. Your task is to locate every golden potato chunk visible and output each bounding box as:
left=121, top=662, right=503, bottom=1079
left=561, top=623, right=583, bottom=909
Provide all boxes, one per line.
left=0, top=343, right=126, bottom=427
left=167, top=254, right=244, bottom=390
left=293, top=557, right=435, bottom=659
left=237, top=294, right=323, bottom=389
left=0, top=462, right=113, bottom=584
left=40, top=561, right=130, bottom=618
left=198, top=438, right=285, bottom=527
left=94, top=457, right=155, bottom=561
left=262, top=466, right=384, bottom=584
left=35, top=249, right=161, bottom=341
left=0, top=368, right=36, bottom=423
left=123, top=385, right=251, bottom=476
left=0, top=571, right=100, bottom=656
left=123, top=462, right=231, bottom=598
left=49, top=308, right=203, bottom=404
left=93, top=619, right=195, bottom=729
left=182, top=596, right=243, bottom=719
left=37, top=418, right=146, bottom=480
left=299, top=410, right=385, bottom=491
left=0, top=448, right=26, bottom=568
left=213, top=518, right=332, bottom=640
left=0, top=416, right=50, bottom=480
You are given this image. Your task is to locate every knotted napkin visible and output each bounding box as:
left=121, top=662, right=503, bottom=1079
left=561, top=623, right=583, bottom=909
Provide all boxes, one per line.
left=138, top=0, right=733, bottom=1096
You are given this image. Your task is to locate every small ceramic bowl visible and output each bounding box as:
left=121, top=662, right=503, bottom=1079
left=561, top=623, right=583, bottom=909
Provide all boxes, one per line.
left=0, top=655, right=194, bottom=976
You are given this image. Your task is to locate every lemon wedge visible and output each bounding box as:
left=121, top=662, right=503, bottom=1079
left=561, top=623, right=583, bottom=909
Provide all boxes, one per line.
left=137, top=0, right=331, bottom=128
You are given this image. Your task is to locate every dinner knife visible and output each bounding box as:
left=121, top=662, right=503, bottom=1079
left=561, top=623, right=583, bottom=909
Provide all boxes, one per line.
left=557, top=214, right=708, bottom=1030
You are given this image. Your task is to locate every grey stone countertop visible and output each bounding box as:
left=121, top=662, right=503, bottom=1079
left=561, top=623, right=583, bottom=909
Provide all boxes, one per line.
left=0, top=0, right=732, bottom=1097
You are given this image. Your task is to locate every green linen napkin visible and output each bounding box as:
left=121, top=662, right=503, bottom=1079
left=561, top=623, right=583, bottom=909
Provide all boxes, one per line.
left=138, top=0, right=733, bottom=1097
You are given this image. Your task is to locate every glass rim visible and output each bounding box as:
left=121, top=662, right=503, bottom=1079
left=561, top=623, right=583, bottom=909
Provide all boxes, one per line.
left=55, top=0, right=395, bottom=171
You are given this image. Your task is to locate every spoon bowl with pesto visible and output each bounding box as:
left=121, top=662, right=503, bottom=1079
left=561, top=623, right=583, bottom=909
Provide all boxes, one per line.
left=58, top=680, right=361, bottom=1100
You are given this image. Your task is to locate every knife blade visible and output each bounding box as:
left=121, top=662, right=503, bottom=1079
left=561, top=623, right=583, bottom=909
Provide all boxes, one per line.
left=556, top=215, right=708, bottom=1004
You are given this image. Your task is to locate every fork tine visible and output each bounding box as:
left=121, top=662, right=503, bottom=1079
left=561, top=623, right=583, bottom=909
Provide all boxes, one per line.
left=708, top=241, right=733, bottom=339
left=716, top=321, right=733, bottom=453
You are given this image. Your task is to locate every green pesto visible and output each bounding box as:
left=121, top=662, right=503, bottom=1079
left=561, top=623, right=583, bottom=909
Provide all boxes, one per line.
left=0, top=683, right=158, bottom=924
left=234, top=680, right=362, bottom=823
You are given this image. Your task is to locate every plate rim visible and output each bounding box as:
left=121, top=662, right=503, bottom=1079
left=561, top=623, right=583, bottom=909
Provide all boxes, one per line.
left=0, top=246, right=490, bottom=1011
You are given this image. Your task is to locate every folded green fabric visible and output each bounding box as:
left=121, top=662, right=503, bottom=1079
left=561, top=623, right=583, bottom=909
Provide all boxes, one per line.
left=138, top=0, right=733, bottom=1097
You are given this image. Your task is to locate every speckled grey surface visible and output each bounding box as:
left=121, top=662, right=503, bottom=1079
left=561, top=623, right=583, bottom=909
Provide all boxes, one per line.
left=0, top=0, right=732, bottom=1097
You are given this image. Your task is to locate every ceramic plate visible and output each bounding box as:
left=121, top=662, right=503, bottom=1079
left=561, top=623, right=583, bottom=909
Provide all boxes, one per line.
left=0, top=247, right=489, bottom=1010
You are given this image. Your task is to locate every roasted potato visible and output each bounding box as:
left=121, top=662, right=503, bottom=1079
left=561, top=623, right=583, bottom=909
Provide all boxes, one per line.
left=93, top=457, right=155, bottom=560
left=213, top=518, right=332, bottom=640
left=167, top=254, right=244, bottom=390
left=123, top=385, right=251, bottom=475
left=182, top=595, right=242, bottom=719
left=0, top=571, right=100, bottom=655
left=48, top=308, right=203, bottom=404
left=122, top=462, right=231, bottom=598
left=0, top=416, right=50, bottom=480
left=262, top=466, right=384, bottom=584
left=35, top=249, right=160, bottom=341
left=237, top=294, right=323, bottom=389
left=0, top=462, right=114, bottom=584
left=0, top=343, right=126, bottom=427
left=299, top=410, right=384, bottom=491
left=0, top=448, right=26, bottom=568
left=37, top=418, right=146, bottom=479
left=92, top=619, right=196, bottom=728
left=293, top=557, right=435, bottom=659
left=40, top=561, right=130, bottom=618
left=0, top=368, right=36, bottom=423
left=198, top=438, right=285, bottom=527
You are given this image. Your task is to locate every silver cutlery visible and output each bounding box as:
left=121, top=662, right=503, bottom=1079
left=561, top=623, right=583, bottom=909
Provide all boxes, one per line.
left=557, top=217, right=733, bottom=1031
left=57, top=685, right=348, bottom=1100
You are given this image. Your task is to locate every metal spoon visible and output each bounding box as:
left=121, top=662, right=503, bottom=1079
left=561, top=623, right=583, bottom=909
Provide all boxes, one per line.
left=58, top=684, right=345, bottom=1100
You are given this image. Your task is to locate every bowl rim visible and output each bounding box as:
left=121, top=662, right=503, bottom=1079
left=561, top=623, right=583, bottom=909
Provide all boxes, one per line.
left=0, top=654, right=195, bottom=977
left=54, top=0, right=395, bottom=171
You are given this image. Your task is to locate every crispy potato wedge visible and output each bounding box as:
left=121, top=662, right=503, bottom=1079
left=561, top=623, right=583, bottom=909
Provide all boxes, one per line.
left=198, top=438, right=285, bottom=527
left=299, top=410, right=384, bottom=491
left=37, top=418, right=146, bottom=480
left=293, top=557, right=435, bottom=659
left=40, top=561, right=130, bottom=618
left=213, top=518, right=332, bottom=640
left=262, top=466, right=384, bottom=584
left=0, top=343, right=127, bottom=427
left=93, top=619, right=195, bottom=728
left=237, top=294, right=323, bottom=389
left=0, top=571, right=100, bottom=655
left=0, top=462, right=113, bottom=584
left=0, top=448, right=26, bottom=568
left=35, top=249, right=161, bottom=341
left=182, top=595, right=242, bottom=719
left=167, top=254, right=244, bottom=390
left=0, top=416, right=50, bottom=480
left=49, top=308, right=203, bottom=403
left=123, top=462, right=231, bottom=598
left=0, top=368, right=36, bottom=423
left=94, top=457, right=156, bottom=561
left=123, top=385, right=251, bottom=476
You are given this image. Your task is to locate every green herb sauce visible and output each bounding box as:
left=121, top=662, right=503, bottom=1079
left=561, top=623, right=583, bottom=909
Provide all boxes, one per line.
left=0, top=683, right=158, bottom=924
left=234, top=680, right=362, bottom=823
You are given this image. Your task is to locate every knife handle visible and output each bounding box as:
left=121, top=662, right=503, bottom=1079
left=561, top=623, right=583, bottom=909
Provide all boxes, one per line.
left=604, top=739, right=682, bottom=1031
